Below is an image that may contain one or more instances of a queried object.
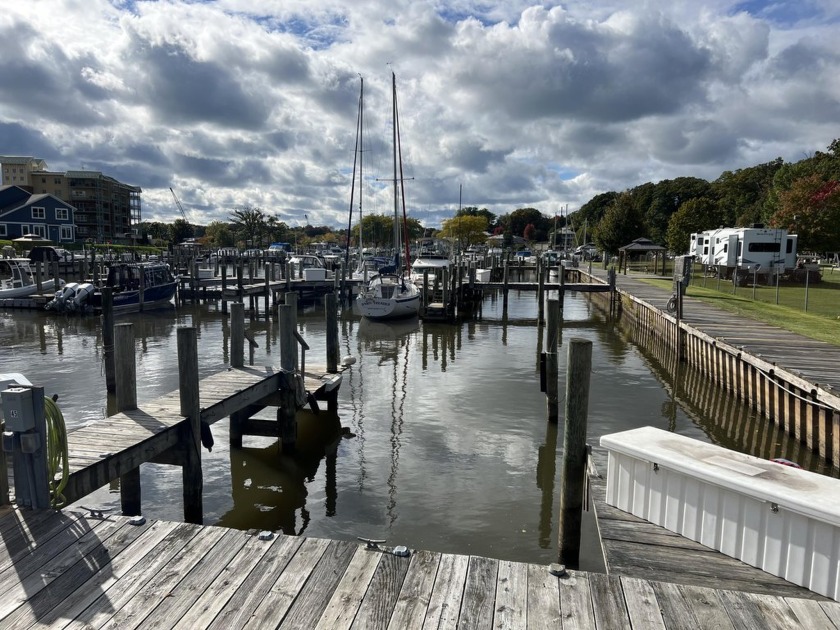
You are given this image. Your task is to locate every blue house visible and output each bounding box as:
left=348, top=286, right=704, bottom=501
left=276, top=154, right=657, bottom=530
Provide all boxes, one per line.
left=0, top=185, right=77, bottom=243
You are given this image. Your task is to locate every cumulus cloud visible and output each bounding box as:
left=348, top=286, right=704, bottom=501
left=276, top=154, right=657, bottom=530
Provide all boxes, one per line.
left=0, top=1, right=838, bottom=227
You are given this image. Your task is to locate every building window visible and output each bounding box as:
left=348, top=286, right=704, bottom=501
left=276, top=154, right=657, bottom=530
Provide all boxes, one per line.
left=54, top=177, right=62, bottom=184
left=32, top=225, right=47, bottom=238
left=0, top=225, right=6, bottom=237
left=32, top=207, right=46, bottom=219
left=60, top=226, right=74, bottom=240
left=41, top=177, right=47, bottom=183
left=56, top=208, right=69, bottom=221
left=21, top=225, right=30, bottom=235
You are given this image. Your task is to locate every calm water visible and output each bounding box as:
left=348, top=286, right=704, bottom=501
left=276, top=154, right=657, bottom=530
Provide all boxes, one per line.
left=1, top=288, right=832, bottom=571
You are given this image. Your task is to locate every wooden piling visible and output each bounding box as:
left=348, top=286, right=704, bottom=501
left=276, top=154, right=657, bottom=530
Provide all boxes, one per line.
left=177, top=326, right=203, bottom=524
left=114, top=322, right=141, bottom=516
left=558, top=337, right=592, bottom=568
left=326, top=293, right=339, bottom=373
left=230, top=302, right=245, bottom=368
left=545, top=299, right=560, bottom=423
left=278, top=304, right=297, bottom=453
left=102, top=287, right=116, bottom=393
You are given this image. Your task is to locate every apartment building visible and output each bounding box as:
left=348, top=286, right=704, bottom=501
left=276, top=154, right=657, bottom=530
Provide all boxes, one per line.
left=0, top=156, right=141, bottom=243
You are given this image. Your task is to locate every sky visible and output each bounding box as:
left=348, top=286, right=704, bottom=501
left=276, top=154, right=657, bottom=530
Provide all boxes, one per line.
left=1, top=1, right=838, bottom=229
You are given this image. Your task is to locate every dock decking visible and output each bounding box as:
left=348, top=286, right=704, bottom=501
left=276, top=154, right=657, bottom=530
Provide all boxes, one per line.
left=2, top=505, right=838, bottom=629
left=48, top=365, right=340, bottom=506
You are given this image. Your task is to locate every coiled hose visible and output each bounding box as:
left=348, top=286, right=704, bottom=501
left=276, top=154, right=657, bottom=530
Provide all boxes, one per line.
left=43, top=396, right=69, bottom=508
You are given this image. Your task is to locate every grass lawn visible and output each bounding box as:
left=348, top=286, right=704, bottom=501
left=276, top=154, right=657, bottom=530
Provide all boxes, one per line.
left=638, top=268, right=840, bottom=347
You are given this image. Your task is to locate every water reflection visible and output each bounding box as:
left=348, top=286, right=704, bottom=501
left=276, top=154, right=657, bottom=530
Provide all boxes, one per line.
left=217, top=410, right=342, bottom=534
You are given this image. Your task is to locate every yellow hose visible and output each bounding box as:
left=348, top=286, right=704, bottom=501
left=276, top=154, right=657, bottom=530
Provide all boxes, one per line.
left=43, top=397, right=69, bottom=508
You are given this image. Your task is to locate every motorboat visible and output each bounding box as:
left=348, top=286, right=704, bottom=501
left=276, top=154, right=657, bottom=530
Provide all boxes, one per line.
left=0, top=258, right=64, bottom=298
left=410, top=238, right=452, bottom=286
left=46, top=261, right=176, bottom=313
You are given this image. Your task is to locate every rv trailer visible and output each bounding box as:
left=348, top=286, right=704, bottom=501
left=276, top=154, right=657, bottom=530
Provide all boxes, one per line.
left=688, top=226, right=798, bottom=285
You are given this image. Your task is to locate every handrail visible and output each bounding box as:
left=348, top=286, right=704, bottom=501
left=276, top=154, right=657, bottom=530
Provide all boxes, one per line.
left=293, top=330, right=309, bottom=375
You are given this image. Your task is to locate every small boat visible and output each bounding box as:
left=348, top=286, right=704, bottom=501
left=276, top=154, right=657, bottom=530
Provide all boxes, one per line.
left=0, top=258, right=64, bottom=298
left=46, top=261, right=176, bottom=313
left=356, top=72, right=421, bottom=321
left=288, top=254, right=330, bottom=281
left=410, top=238, right=452, bottom=286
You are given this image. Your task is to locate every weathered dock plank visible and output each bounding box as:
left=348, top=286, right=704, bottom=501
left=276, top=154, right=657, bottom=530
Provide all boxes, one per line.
left=589, top=474, right=825, bottom=599
left=0, top=507, right=834, bottom=629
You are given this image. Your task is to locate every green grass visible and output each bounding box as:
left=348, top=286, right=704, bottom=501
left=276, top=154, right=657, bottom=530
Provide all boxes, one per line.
left=638, top=270, right=840, bottom=347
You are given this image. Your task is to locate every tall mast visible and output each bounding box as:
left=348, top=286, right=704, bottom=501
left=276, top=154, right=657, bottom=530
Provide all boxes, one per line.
left=392, top=71, right=400, bottom=270
left=346, top=76, right=363, bottom=270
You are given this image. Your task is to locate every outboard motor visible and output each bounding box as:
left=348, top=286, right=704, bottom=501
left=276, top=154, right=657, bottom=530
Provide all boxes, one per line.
left=69, top=283, right=95, bottom=311
left=45, top=282, right=79, bottom=311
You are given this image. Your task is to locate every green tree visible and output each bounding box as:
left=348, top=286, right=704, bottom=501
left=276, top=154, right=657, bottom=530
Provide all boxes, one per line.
left=771, top=175, right=840, bottom=253
left=665, top=197, right=723, bottom=254
left=440, top=215, right=488, bottom=249
left=169, top=218, right=194, bottom=244
left=712, top=159, right=783, bottom=226
left=230, top=206, right=268, bottom=248
left=593, top=193, right=645, bottom=255
left=457, top=206, right=497, bottom=231
left=203, top=221, right=235, bottom=248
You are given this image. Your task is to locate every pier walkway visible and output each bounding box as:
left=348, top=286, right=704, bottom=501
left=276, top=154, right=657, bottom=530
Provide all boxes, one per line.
left=585, top=266, right=840, bottom=392
left=2, top=505, right=838, bottom=629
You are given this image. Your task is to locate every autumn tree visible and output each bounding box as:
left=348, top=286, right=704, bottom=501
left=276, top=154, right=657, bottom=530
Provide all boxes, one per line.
left=771, top=174, right=840, bottom=253
left=440, top=215, right=488, bottom=249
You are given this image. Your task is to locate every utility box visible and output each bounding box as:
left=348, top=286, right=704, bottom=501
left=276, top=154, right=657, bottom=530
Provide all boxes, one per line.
left=303, top=268, right=327, bottom=281
left=2, top=387, right=36, bottom=432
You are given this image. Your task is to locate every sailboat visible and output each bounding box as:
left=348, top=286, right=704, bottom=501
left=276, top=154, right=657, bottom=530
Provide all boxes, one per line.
left=356, top=72, right=421, bottom=320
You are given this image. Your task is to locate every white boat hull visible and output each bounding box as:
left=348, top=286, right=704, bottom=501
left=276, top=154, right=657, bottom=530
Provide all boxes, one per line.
left=357, top=293, right=421, bottom=319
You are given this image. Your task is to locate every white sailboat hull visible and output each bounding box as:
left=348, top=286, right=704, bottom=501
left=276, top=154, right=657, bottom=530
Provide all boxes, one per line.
left=357, top=274, right=421, bottom=320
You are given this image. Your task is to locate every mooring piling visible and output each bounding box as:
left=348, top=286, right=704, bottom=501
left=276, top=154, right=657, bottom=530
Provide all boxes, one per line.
left=558, top=337, right=592, bottom=567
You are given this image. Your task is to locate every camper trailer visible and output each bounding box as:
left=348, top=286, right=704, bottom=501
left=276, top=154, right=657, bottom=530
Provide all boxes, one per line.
left=688, top=226, right=797, bottom=284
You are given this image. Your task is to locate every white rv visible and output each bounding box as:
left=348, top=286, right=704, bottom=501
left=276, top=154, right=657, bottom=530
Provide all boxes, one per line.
left=689, top=226, right=797, bottom=283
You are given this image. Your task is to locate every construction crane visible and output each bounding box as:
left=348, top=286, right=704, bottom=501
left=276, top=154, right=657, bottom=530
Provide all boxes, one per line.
left=169, top=187, right=189, bottom=223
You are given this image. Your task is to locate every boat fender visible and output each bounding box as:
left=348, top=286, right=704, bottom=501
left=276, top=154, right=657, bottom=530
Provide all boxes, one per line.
left=341, top=356, right=357, bottom=367
left=200, top=420, right=214, bottom=452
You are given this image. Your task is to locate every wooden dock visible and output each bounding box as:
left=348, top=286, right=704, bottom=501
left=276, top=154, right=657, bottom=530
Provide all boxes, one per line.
left=58, top=365, right=340, bottom=506
left=1, top=504, right=838, bottom=629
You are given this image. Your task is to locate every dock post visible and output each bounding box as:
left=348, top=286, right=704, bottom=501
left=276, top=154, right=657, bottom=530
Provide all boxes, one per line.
left=177, top=326, right=203, bottom=524
left=503, top=255, right=510, bottom=313
left=537, top=260, right=546, bottom=325
left=230, top=302, right=245, bottom=368
left=221, top=265, right=228, bottom=314
left=608, top=268, right=616, bottom=316
left=264, top=264, right=271, bottom=314
left=102, top=287, right=116, bottom=393
left=326, top=293, right=339, bottom=373
left=558, top=337, right=592, bottom=568
left=545, top=299, right=560, bottom=423
left=278, top=304, right=297, bottom=453
left=114, top=322, right=142, bottom=516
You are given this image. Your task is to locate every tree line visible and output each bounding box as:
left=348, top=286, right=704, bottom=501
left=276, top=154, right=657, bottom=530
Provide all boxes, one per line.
left=135, top=138, right=839, bottom=256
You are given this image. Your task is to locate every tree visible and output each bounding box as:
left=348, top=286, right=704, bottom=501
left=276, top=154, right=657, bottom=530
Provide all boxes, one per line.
left=713, top=159, right=783, bottom=226
left=507, top=207, right=547, bottom=238
left=593, top=193, right=645, bottom=255
left=440, top=215, right=488, bottom=249
left=169, top=218, right=194, bottom=244
left=771, top=174, right=840, bottom=253
left=456, top=206, right=497, bottom=231
left=230, top=206, right=268, bottom=248
left=523, top=223, right=536, bottom=242
left=204, top=221, right=235, bottom=248
left=665, top=197, right=723, bottom=254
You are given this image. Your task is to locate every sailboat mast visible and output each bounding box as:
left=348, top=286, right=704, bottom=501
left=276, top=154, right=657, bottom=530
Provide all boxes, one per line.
left=346, top=76, right=363, bottom=270
left=392, top=72, right=400, bottom=270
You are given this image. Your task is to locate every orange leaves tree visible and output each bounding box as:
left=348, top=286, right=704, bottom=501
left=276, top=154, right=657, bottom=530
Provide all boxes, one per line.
left=771, top=174, right=840, bottom=253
